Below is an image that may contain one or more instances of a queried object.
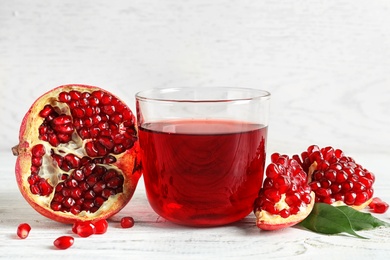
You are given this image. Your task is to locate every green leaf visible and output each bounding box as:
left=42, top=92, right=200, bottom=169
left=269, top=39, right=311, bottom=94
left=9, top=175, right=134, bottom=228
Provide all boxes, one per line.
left=336, top=205, right=390, bottom=231
left=298, top=203, right=366, bottom=239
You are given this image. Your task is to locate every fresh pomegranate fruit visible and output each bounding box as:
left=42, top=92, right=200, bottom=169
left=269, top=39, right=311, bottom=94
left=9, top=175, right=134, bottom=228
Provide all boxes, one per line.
left=293, top=145, right=375, bottom=209
left=369, top=197, right=389, bottom=213
left=17, top=223, right=31, bottom=239
left=53, top=236, right=74, bottom=250
left=12, top=84, right=142, bottom=224
left=120, top=216, right=134, bottom=228
left=254, top=154, right=315, bottom=231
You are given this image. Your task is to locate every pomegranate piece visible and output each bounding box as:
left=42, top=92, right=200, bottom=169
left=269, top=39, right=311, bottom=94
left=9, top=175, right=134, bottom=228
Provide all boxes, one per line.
left=293, top=145, right=375, bottom=210
left=369, top=197, right=389, bottom=213
left=12, top=84, right=142, bottom=224
left=17, top=223, right=31, bottom=239
left=120, top=216, right=135, bottom=228
left=254, top=154, right=315, bottom=230
left=53, top=236, right=74, bottom=250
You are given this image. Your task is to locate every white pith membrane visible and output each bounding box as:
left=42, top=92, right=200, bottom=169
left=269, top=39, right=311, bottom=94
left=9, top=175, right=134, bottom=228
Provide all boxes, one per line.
left=255, top=192, right=315, bottom=230
left=16, top=86, right=138, bottom=222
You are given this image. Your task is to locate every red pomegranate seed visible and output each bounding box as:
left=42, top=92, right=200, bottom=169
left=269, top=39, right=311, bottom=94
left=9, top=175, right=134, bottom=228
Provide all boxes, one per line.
left=69, top=90, right=81, bottom=100
left=39, top=105, right=54, bottom=118
left=120, top=216, right=135, bottom=228
left=48, top=134, right=60, bottom=146
left=279, top=209, right=290, bottom=218
left=85, top=141, right=99, bottom=157
left=17, top=223, right=31, bottom=239
left=344, top=192, right=356, bottom=205
left=53, top=236, right=74, bottom=250
left=354, top=192, right=369, bottom=205
left=58, top=92, right=71, bottom=102
left=94, top=196, right=105, bottom=207
left=39, top=179, right=53, bottom=196
left=64, top=154, right=81, bottom=169
left=63, top=197, right=76, bottom=208
left=31, top=144, right=46, bottom=157
left=263, top=189, right=281, bottom=203
left=89, top=97, right=99, bottom=106
left=369, top=197, right=389, bottom=213
left=70, top=205, right=82, bottom=215
left=93, top=219, right=108, bottom=234
left=52, top=115, right=72, bottom=126
left=73, top=221, right=96, bottom=237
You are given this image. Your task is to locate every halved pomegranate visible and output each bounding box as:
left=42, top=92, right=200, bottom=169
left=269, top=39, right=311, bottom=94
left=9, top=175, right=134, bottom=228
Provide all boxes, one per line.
left=254, top=154, right=315, bottom=230
left=12, top=84, right=142, bottom=224
left=293, top=145, right=375, bottom=210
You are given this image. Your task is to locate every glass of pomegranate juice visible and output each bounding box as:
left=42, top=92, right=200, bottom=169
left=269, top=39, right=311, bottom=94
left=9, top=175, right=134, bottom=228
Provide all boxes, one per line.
left=135, top=87, right=270, bottom=227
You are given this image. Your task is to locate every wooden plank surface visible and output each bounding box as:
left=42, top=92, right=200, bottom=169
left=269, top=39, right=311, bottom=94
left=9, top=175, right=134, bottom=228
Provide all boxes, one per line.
left=1, top=152, right=390, bottom=259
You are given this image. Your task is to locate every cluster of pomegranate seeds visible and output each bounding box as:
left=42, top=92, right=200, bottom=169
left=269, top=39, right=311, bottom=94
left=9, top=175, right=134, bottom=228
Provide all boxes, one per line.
left=50, top=159, right=124, bottom=214
left=28, top=144, right=54, bottom=196
left=56, top=90, right=137, bottom=156
left=120, top=216, right=135, bottom=228
left=72, top=219, right=109, bottom=237
left=369, top=197, right=389, bottom=213
left=16, top=223, right=31, bottom=239
left=72, top=221, right=96, bottom=237
left=293, top=145, right=375, bottom=207
left=254, top=153, right=312, bottom=219
left=53, top=236, right=74, bottom=250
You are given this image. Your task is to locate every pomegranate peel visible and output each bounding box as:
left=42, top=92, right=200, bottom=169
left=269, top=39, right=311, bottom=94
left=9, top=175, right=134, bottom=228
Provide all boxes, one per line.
left=13, top=84, right=142, bottom=224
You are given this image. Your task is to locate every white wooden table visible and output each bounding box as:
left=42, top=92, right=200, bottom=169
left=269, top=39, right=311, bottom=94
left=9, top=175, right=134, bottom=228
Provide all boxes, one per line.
left=1, top=151, right=390, bottom=259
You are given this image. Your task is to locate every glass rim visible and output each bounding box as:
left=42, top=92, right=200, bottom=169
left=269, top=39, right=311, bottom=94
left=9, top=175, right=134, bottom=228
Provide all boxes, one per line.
left=135, top=87, right=271, bottom=103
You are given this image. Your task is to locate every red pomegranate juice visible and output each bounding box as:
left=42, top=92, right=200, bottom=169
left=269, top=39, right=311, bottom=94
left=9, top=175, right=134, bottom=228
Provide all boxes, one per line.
left=139, top=119, right=267, bottom=227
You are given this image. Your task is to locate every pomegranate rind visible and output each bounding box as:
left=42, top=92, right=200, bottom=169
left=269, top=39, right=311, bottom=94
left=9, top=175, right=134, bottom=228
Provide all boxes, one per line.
left=256, top=191, right=315, bottom=231
left=14, top=84, right=142, bottom=224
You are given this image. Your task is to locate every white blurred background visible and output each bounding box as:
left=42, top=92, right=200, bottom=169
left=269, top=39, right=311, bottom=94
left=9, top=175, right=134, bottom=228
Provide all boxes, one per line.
left=1, top=0, right=389, bottom=157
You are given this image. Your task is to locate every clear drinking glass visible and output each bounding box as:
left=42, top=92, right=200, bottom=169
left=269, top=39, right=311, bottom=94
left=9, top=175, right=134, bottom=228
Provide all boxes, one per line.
left=135, top=87, right=270, bottom=227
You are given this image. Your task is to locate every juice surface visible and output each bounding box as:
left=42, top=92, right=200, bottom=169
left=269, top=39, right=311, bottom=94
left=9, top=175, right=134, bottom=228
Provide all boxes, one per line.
left=139, top=119, right=267, bottom=226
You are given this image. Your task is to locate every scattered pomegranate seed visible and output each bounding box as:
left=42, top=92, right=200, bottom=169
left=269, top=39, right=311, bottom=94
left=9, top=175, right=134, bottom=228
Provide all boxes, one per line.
left=93, top=219, right=108, bottom=234
left=72, top=221, right=96, bottom=237
left=53, top=236, right=74, bottom=250
left=17, top=223, right=31, bottom=239
left=369, top=197, right=389, bottom=213
left=120, top=217, right=135, bottom=228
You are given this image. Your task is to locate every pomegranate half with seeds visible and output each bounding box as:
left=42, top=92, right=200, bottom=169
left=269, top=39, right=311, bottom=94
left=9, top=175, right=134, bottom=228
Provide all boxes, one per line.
left=254, top=154, right=315, bottom=230
left=12, top=84, right=142, bottom=224
left=293, top=145, right=375, bottom=209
